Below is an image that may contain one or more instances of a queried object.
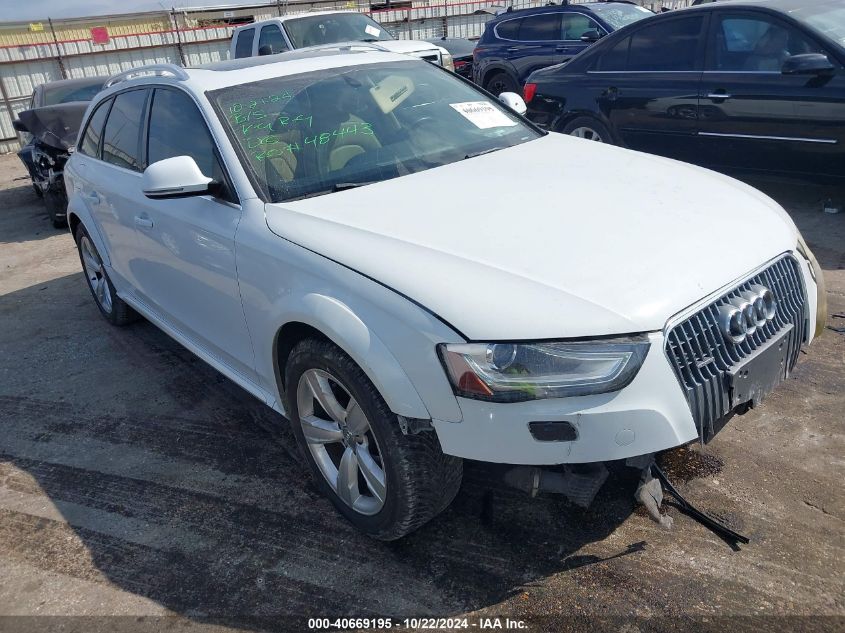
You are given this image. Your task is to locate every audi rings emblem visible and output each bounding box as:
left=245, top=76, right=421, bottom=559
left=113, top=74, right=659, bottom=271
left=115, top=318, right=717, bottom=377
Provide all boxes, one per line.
left=717, top=285, right=777, bottom=345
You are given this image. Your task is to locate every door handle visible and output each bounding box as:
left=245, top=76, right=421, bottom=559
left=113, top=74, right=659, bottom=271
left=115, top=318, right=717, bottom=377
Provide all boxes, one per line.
left=507, top=47, right=519, bottom=53
left=706, top=92, right=732, bottom=100
left=134, top=215, right=154, bottom=229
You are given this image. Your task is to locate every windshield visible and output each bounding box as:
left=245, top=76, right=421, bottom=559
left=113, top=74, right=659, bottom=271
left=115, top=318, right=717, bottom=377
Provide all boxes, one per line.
left=284, top=13, right=395, bottom=48
left=43, top=80, right=105, bottom=106
left=791, top=4, right=845, bottom=48
left=210, top=61, right=540, bottom=202
left=589, top=3, right=653, bottom=30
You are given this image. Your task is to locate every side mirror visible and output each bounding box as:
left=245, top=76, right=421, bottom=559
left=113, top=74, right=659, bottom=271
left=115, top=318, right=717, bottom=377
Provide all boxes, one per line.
left=782, top=53, right=835, bottom=76
left=580, top=29, right=602, bottom=43
left=142, top=156, right=213, bottom=199
left=258, top=44, right=273, bottom=56
left=12, top=119, right=28, bottom=133
left=498, top=91, right=527, bottom=116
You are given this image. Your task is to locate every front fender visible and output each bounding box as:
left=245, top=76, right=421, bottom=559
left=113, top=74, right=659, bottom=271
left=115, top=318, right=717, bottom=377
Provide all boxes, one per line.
left=65, top=163, right=110, bottom=267
left=274, top=294, right=433, bottom=421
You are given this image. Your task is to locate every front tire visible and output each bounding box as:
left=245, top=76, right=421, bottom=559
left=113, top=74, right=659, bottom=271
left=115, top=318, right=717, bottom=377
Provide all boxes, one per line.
left=285, top=338, right=462, bottom=540
left=74, top=224, right=137, bottom=326
left=561, top=116, right=614, bottom=144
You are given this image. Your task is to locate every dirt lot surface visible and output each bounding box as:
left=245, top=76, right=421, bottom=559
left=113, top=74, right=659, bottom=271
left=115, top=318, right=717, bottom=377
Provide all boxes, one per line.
left=0, top=152, right=843, bottom=633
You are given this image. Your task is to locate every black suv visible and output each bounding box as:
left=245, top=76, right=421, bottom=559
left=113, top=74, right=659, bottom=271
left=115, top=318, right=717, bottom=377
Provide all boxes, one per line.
left=472, top=1, right=653, bottom=95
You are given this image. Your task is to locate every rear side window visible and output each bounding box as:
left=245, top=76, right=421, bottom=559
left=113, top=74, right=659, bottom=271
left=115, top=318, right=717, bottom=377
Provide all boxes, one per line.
left=102, top=89, right=148, bottom=171
left=627, top=16, right=704, bottom=71
left=561, top=14, right=599, bottom=40
left=596, top=36, right=630, bottom=71
left=78, top=98, right=111, bottom=157
left=258, top=24, right=288, bottom=54
left=518, top=14, right=562, bottom=41
left=235, top=28, right=256, bottom=58
left=147, top=88, right=234, bottom=203
left=495, top=18, right=521, bottom=40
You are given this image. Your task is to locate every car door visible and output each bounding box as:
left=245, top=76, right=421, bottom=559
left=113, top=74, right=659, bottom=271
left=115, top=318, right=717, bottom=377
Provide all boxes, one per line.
left=88, top=88, right=151, bottom=292
left=509, top=13, right=563, bottom=83
left=129, top=87, right=257, bottom=383
left=697, top=10, right=845, bottom=179
left=590, top=14, right=707, bottom=163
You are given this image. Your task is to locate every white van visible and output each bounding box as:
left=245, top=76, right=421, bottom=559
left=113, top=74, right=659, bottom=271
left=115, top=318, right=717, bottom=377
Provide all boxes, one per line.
left=230, top=11, right=454, bottom=70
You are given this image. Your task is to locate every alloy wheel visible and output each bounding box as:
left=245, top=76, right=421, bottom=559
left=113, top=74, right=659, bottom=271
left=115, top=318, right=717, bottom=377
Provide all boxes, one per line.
left=296, top=368, right=387, bottom=515
left=80, top=236, right=113, bottom=314
left=569, top=126, right=604, bottom=142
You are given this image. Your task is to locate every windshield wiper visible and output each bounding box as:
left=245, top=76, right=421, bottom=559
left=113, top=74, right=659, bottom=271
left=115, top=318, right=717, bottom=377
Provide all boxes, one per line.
left=464, top=147, right=504, bottom=160
left=332, top=181, right=378, bottom=191
left=281, top=182, right=378, bottom=202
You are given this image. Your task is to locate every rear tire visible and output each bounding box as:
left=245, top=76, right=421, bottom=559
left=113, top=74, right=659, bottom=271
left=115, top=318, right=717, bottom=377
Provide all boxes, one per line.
left=285, top=338, right=462, bottom=540
left=74, top=224, right=137, bottom=326
left=561, top=116, right=614, bottom=144
left=485, top=71, right=520, bottom=97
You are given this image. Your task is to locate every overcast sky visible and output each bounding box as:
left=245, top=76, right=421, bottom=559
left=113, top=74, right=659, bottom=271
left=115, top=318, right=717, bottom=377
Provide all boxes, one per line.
left=0, top=0, right=267, bottom=23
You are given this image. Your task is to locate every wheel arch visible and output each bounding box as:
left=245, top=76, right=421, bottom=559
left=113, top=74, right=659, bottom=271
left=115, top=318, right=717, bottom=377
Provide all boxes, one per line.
left=271, top=298, right=433, bottom=422
left=481, top=64, right=519, bottom=90
left=552, top=110, right=620, bottom=144
left=66, top=196, right=111, bottom=267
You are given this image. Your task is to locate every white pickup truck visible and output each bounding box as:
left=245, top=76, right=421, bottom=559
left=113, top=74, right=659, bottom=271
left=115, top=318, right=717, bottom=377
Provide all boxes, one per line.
left=230, top=11, right=454, bottom=71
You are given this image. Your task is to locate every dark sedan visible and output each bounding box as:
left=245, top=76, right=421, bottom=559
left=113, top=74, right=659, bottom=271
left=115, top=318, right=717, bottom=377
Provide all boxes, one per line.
left=15, top=76, right=107, bottom=226
left=524, top=0, right=845, bottom=182
left=17, top=76, right=107, bottom=191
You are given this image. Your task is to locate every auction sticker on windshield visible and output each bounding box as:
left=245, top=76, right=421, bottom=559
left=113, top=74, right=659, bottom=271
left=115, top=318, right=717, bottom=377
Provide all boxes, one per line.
left=365, top=25, right=381, bottom=37
left=450, top=101, right=517, bottom=129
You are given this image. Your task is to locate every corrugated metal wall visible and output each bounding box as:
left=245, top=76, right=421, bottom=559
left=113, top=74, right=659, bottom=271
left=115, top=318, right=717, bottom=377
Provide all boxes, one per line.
left=0, top=0, right=692, bottom=154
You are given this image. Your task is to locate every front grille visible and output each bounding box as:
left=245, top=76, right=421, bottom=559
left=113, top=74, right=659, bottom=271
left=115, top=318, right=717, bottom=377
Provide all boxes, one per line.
left=665, top=255, right=807, bottom=440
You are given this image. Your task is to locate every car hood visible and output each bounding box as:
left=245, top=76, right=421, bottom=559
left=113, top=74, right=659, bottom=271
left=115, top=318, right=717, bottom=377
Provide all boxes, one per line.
left=264, top=133, right=799, bottom=340
left=375, top=40, right=442, bottom=56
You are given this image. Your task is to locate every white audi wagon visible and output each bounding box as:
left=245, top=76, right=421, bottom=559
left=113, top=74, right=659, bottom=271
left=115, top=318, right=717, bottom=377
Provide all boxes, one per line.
left=65, top=47, right=826, bottom=539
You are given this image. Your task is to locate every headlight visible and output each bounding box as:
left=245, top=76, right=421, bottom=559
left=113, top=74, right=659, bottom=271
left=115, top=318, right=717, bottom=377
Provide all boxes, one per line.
left=438, top=337, right=650, bottom=402
left=440, top=51, right=455, bottom=72
left=796, top=232, right=827, bottom=338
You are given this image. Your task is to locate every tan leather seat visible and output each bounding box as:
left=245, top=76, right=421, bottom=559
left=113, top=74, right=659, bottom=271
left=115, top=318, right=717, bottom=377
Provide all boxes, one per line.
left=265, top=129, right=302, bottom=185
left=328, top=115, right=382, bottom=172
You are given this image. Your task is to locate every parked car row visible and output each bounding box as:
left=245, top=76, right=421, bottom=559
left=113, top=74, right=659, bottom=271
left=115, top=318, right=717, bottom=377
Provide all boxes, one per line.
left=14, top=0, right=844, bottom=233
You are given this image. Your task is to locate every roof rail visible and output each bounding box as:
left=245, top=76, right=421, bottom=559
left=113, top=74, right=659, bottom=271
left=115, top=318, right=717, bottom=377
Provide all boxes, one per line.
left=104, top=64, right=189, bottom=88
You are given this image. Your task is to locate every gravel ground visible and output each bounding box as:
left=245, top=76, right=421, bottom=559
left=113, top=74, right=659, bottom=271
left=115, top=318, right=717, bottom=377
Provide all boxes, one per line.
left=0, top=152, right=842, bottom=633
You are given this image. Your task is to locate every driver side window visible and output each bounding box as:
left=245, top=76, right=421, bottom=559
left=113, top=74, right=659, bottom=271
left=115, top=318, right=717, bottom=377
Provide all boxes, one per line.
left=708, top=14, right=826, bottom=71
left=147, top=88, right=236, bottom=203
left=259, top=24, right=288, bottom=54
